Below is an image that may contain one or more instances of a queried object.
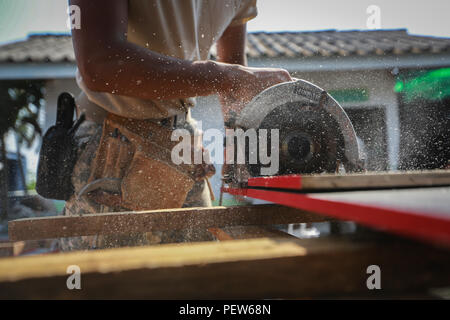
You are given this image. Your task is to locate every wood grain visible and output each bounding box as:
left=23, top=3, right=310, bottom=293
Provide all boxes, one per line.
left=0, top=236, right=449, bottom=299
left=209, top=226, right=296, bottom=241
left=248, top=170, right=450, bottom=191
left=0, top=241, right=24, bottom=257
left=8, top=205, right=332, bottom=241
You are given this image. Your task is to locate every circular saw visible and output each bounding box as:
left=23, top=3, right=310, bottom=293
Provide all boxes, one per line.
left=225, top=79, right=365, bottom=185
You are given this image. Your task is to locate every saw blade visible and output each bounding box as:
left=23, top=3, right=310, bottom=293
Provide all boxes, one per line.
left=234, top=79, right=363, bottom=178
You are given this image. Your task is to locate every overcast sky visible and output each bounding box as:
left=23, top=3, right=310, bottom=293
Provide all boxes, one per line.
left=0, top=0, right=449, bottom=44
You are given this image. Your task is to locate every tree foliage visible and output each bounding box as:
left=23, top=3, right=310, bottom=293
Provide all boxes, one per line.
left=0, top=80, right=45, bottom=147
left=0, top=80, right=45, bottom=219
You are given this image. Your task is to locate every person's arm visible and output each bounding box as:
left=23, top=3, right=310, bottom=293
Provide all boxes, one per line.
left=216, top=24, right=248, bottom=66
left=215, top=23, right=292, bottom=122
left=70, top=0, right=233, bottom=100
left=70, top=0, right=291, bottom=103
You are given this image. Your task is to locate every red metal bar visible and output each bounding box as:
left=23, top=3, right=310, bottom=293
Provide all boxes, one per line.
left=248, top=175, right=302, bottom=190
left=224, top=187, right=450, bottom=247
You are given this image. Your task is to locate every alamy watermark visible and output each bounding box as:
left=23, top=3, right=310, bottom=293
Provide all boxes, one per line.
left=366, top=264, right=381, bottom=290
left=171, top=122, right=280, bottom=176
left=366, top=5, right=381, bottom=29
left=66, top=265, right=81, bottom=290
left=67, top=5, right=81, bottom=30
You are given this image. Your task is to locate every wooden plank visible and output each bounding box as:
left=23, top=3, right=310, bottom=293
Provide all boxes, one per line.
left=0, top=236, right=449, bottom=299
left=8, top=205, right=332, bottom=241
left=0, top=241, right=25, bottom=257
left=225, top=187, right=450, bottom=247
left=248, top=169, right=450, bottom=191
left=207, top=228, right=235, bottom=241
left=208, top=226, right=296, bottom=241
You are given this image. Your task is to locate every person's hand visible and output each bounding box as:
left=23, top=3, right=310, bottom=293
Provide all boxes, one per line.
left=218, top=64, right=293, bottom=124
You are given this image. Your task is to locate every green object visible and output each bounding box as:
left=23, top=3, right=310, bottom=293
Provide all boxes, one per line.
left=395, top=68, right=450, bottom=102
left=52, top=200, right=66, bottom=213
left=328, top=88, right=369, bottom=103
left=27, top=180, right=36, bottom=191
left=212, top=197, right=250, bottom=207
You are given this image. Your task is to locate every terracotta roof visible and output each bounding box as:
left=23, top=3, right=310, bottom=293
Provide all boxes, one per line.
left=0, top=34, right=74, bottom=63
left=245, top=30, right=450, bottom=59
left=0, top=30, right=449, bottom=63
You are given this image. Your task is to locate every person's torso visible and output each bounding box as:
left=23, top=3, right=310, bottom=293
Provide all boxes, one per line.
left=77, top=0, right=256, bottom=122
left=127, top=0, right=244, bottom=60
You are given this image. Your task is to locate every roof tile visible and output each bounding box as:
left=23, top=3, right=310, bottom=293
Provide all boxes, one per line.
left=1, top=30, right=449, bottom=63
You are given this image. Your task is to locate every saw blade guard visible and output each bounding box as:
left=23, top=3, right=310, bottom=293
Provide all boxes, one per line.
left=234, top=79, right=363, bottom=176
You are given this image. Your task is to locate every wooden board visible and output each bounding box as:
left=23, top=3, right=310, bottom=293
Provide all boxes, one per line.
left=0, top=236, right=449, bottom=299
left=8, top=204, right=332, bottom=241
left=225, top=187, right=450, bottom=247
left=208, top=226, right=296, bottom=241
left=0, top=241, right=24, bottom=257
left=248, top=170, right=450, bottom=191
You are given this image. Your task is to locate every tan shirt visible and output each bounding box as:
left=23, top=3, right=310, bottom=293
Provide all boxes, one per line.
left=76, top=0, right=257, bottom=123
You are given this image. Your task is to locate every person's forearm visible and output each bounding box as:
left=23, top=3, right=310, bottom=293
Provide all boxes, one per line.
left=80, top=40, right=233, bottom=101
